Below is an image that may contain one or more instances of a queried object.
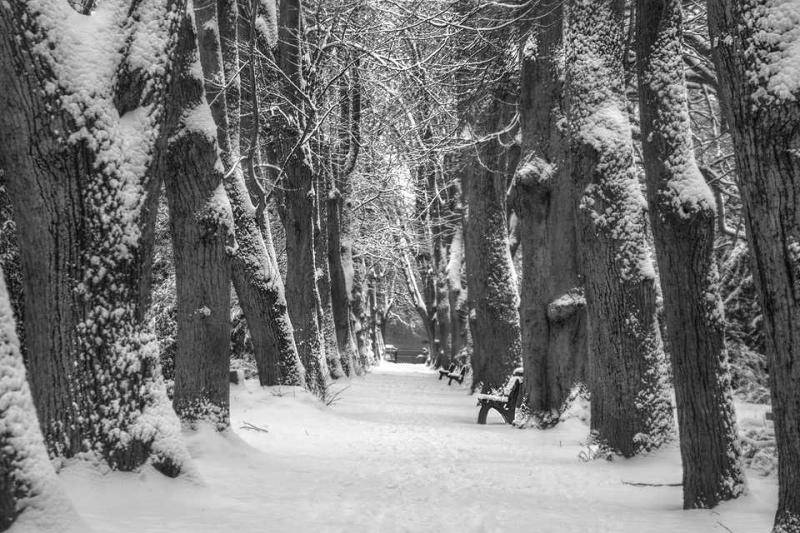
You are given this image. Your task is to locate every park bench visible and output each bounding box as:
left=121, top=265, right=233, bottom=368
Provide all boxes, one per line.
left=476, top=369, right=523, bottom=424
left=447, top=365, right=468, bottom=386
left=438, top=363, right=456, bottom=380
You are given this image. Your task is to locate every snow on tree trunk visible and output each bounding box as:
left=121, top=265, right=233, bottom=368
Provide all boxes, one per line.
left=707, top=0, right=800, bottom=528
left=193, top=0, right=305, bottom=388
left=0, top=269, right=88, bottom=532
left=367, top=265, right=387, bottom=362
left=565, top=0, right=674, bottom=456
left=461, top=90, right=523, bottom=393
left=161, top=5, right=236, bottom=427
left=446, top=220, right=469, bottom=363
left=352, top=254, right=373, bottom=369
left=326, top=188, right=358, bottom=376
left=316, top=177, right=346, bottom=379
left=281, top=154, right=329, bottom=394
left=0, top=0, right=189, bottom=474
left=327, top=66, right=361, bottom=377
left=637, top=0, right=744, bottom=507
left=514, top=0, right=588, bottom=423
left=275, top=0, right=329, bottom=395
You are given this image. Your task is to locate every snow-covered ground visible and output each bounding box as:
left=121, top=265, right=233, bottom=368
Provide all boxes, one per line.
left=58, top=363, right=776, bottom=532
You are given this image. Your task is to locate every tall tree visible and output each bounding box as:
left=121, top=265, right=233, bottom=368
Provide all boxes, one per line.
left=161, top=4, right=236, bottom=426
left=565, top=0, right=674, bottom=456
left=193, top=0, right=306, bottom=389
left=316, top=176, right=347, bottom=379
left=707, top=0, right=800, bottom=528
left=327, top=60, right=362, bottom=377
left=637, top=0, right=744, bottom=507
left=461, top=90, right=523, bottom=393
left=0, top=269, right=87, bottom=532
left=0, top=0, right=187, bottom=474
left=275, top=0, right=329, bottom=395
left=513, top=0, right=587, bottom=423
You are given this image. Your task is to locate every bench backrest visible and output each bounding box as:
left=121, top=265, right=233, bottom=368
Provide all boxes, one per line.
left=506, top=377, right=522, bottom=407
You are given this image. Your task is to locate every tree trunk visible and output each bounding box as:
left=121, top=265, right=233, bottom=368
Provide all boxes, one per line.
left=327, top=189, right=358, bottom=376
left=434, top=272, right=452, bottom=369
left=351, top=254, right=371, bottom=370
left=515, top=0, right=587, bottom=422
left=637, top=0, right=744, bottom=507
left=0, top=0, right=187, bottom=474
left=194, top=0, right=305, bottom=388
left=274, top=0, right=329, bottom=395
left=316, top=174, right=346, bottom=379
left=462, top=93, right=522, bottom=393
left=162, top=8, right=235, bottom=426
left=328, top=65, right=361, bottom=376
left=0, top=269, right=87, bottom=532
left=281, top=155, right=329, bottom=393
left=707, top=1, right=800, bottom=528
left=565, top=0, right=674, bottom=456
left=446, top=222, right=469, bottom=363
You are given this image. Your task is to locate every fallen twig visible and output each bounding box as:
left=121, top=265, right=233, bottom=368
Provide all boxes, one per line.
left=240, top=421, right=269, bottom=433
left=716, top=520, right=734, bottom=532
left=621, top=480, right=682, bottom=487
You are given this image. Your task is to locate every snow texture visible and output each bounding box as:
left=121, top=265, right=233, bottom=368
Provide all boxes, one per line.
left=745, top=0, right=800, bottom=101
left=56, top=364, right=777, bottom=532
left=0, top=273, right=87, bottom=532
left=10, top=0, right=188, bottom=469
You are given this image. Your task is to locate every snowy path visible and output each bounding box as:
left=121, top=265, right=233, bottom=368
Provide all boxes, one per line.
left=63, top=363, right=776, bottom=533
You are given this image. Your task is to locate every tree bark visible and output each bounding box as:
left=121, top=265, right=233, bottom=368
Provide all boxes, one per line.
left=461, top=90, right=523, bottom=393
left=0, top=0, right=187, bottom=474
left=637, top=0, right=744, bottom=507
left=328, top=65, right=361, bottom=376
left=707, top=0, right=800, bottom=528
left=446, top=221, right=469, bottom=362
left=194, top=0, right=305, bottom=388
left=0, top=268, right=87, bottom=532
left=327, top=186, right=358, bottom=376
left=281, top=153, right=329, bottom=394
left=565, top=0, right=674, bottom=456
left=274, top=0, right=329, bottom=395
left=352, top=254, right=372, bottom=369
left=316, top=173, right=346, bottom=379
left=161, top=7, right=235, bottom=426
left=515, top=0, right=587, bottom=422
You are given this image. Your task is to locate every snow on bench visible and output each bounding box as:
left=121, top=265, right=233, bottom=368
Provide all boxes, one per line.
left=476, top=369, right=523, bottom=425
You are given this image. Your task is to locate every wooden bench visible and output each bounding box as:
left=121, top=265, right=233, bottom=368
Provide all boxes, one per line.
left=438, top=363, right=456, bottom=380
left=447, top=365, right=468, bottom=386
left=476, top=371, right=523, bottom=424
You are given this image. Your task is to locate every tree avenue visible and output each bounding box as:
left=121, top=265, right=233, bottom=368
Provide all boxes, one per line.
left=0, top=0, right=797, bottom=531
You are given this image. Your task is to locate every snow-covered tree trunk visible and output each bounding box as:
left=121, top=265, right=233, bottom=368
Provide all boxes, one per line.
left=0, top=268, right=87, bottom=532
left=193, top=0, right=305, bottom=388
left=637, top=0, right=744, bottom=507
left=0, top=0, right=188, bottom=474
left=161, top=5, right=236, bottom=426
left=707, top=0, right=800, bottom=528
left=462, top=91, right=523, bottom=393
left=565, top=0, right=673, bottom=456
left=277, top=0, right=329, bottom=395
left=326, top=186, right=359, bottom=376
left=328, top=66, right=361, bottom=377
left=316, top=175, right=346, bottom=379
left=514, top=0, right=587, bottom=422
left=446, top=220, right=469, bottom=362
left=281, top=151, right=329, bottom=394
left=367, top=264, right=389, bottom=362
left=351, top=254, right=372, bottom=369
